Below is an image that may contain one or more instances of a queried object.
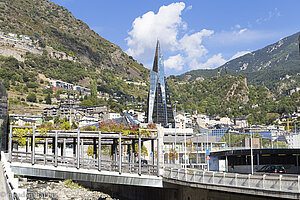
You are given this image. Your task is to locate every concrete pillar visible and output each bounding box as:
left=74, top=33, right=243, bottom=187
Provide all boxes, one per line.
left=45, top=138, right=48, bottom=155
left=8, top=125, right=12, bottom=162
left=31, top=127, right=36, bottom=165
left=119, top=132, right=122, bottom=174
left=45, top=138, right=48, bottom=164
left=54, top=131, right=58, bottom=167
left=81, top=139, right=84, bottom=161
left=63, top=139, right=66, bottom=157
left=132, top=140, right=136, bottom=163
left=77, top=129, right=80, bottom=169
left=138, top=133, right=141, bottom=176
left=98, top=131, right=101, bottom=171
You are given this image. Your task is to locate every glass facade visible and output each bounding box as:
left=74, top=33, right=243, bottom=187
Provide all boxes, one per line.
left=0, top=80, right=8, bottom=153
left=147, top=41, right=175, bottom=128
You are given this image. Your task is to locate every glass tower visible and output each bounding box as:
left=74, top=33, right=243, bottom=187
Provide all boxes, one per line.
left=147, top=41, right=175, bottom=128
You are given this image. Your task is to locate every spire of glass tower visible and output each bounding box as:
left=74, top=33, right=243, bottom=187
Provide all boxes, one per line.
left=146, top=41, right=175, bottom=128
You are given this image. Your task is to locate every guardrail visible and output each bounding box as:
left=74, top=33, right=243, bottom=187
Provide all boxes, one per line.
left=164, top=167, right=300, bottom=194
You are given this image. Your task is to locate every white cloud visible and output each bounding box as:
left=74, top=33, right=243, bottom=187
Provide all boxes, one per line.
left=186, top=5, right=192, bottom=11
left=164, top=54, right=184, bottom=71
left=230, top=51, right=251, bottom=60
left=235, top=24, right=241, bottom=29
left=125, top=2, right=232, bottom=72
left=190, top=53, right=227, bottom=70
left=179, top=29, right=214, bottom=58
left=256, top=8, right=281, bottom=24
left=126, top=2, right=186, bottom=58
left=238, top=28, right=248, bottom=34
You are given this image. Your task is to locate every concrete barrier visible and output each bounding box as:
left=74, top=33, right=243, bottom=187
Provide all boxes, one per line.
left=1, top=151, right=27, bottom=200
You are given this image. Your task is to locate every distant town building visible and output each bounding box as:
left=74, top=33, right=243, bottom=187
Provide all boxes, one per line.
left=175, top=113, right=193, bottom=129
left=286, top=87, right=300, bottom=96
left=146, top=41, right=175, bottom=128
left=234, top=117, right=248, bottom=128
left=79, top=116, right=98, bottom=128
left=9, top=114, right=42, bottom=127
left=104, top=113, right=121, bottom=121
left=50, top=79, right=91, bottom=95
left=242, top=137, right=260, bottom=149
left=286, top=133, right=300, bottom=148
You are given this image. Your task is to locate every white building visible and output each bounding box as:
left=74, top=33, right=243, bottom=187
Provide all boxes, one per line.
left=78, top=116, right=99, bottom=128
left=104, top=113, right=121, bottom=121
left=286, top=134, right=300, bottom=148
left=175, top=113, right=193, bottom=129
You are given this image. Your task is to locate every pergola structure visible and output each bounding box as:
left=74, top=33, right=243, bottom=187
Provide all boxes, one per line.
left=8, top=126, right=161, bottom=176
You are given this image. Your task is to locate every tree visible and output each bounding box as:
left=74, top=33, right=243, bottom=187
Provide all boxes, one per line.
left=61, top=121, right=71, bottom=130
left=26, top=93, right=37, bottom=102
left=168, top=148, right=178, bottom=163
left=45, top=93, right=51, bottom=104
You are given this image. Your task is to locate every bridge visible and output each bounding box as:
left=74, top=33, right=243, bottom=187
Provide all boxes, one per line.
left=2, top=126, right=300, bottom=200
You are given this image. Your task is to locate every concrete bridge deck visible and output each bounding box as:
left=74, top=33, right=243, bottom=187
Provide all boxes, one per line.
left=10, top=161, right=163, bottom=188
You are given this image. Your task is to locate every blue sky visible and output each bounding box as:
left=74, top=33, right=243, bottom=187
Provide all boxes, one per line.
left=51, top=0, right=300, bottom=76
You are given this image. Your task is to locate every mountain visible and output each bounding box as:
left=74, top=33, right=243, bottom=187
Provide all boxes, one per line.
left=0, top=0, right=149, bottom=95
left=177, top=32, right=300, bottom=94
left=168, top=74, right=299, bottom=125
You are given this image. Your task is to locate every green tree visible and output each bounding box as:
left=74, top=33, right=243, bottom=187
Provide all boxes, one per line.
left=26, top=93, right=37, bottom=102
left=61, top=121, right=71, bottom=130
left=45, top=93, right=51, bottom=104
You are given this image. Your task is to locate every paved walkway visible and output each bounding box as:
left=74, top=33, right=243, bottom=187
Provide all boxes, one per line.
left=0, top=161, right=9, bottom=200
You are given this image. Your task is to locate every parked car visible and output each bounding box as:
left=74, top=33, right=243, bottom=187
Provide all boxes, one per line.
left=136, top=159, right=148, bottom=166
left=141, top=159, right=148, bottom=165
left=257, top=165, right=286, bottom=174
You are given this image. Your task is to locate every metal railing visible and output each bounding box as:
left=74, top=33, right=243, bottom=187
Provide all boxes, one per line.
left=11, top=151, right=158, bottom=176
left=164, top=167, right=300, bottom=193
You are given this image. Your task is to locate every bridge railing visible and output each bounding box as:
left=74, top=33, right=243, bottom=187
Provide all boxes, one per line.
left=11, top=150, right=158, bottom=176
left=8, top=126, right=161, bottom=177
left=164, top=167, right=300, bottom=193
